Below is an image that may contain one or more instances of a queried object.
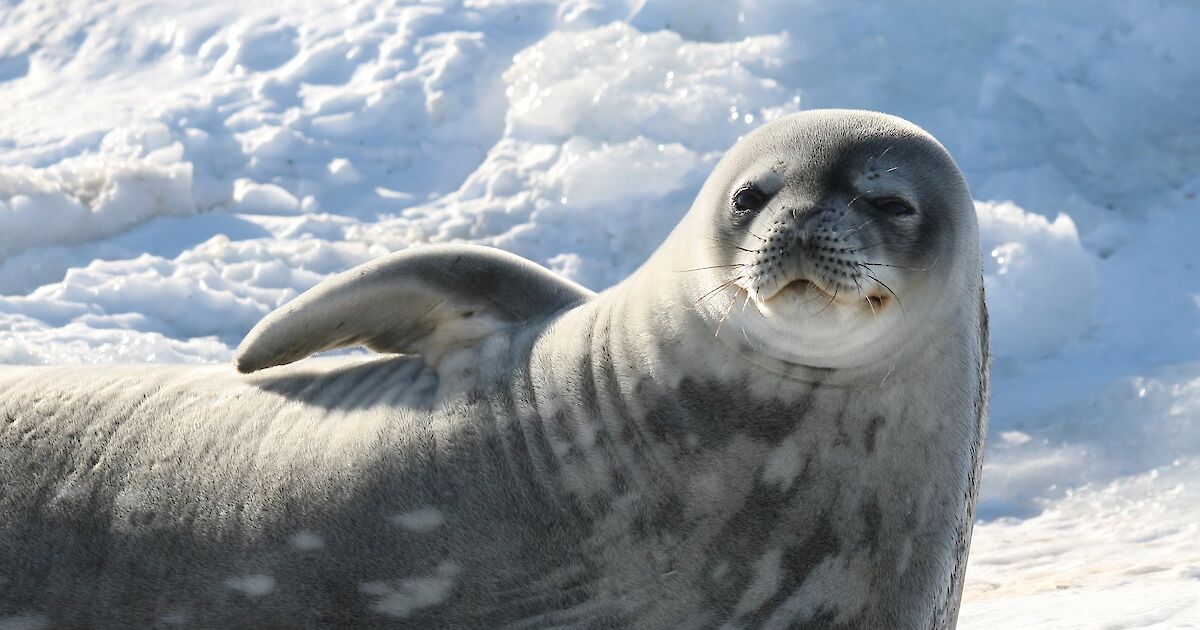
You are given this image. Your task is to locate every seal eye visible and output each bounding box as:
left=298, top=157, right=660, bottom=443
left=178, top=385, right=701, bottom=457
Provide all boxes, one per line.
left=872, top=198, right=913, bottom=216
left=732, top=186, right=767, bottom=215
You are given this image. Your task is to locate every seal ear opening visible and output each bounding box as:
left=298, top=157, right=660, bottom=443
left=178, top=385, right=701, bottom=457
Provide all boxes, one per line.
left=234, top=244, right=592, bottom=374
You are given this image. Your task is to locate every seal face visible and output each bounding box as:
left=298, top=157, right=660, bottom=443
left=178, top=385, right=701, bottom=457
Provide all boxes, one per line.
left=0, top=110, right=988, bottom=629
left=675, top=110, right=978, bottom=372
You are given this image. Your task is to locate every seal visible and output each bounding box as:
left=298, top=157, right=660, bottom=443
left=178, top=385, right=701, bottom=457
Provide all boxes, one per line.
left=0, top=109, right=988, bottom=629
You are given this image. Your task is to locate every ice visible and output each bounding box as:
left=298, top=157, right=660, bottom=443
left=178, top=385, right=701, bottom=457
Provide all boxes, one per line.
left=2, top=0, right=1198, bottom=625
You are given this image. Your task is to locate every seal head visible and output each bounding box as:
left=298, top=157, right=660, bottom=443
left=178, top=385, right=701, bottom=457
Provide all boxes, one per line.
left=654, top=109, right=978, bottom=374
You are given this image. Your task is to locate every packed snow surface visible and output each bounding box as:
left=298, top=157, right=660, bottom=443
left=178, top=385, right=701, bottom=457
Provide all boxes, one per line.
left=2, top=0, right=1198, bottom=626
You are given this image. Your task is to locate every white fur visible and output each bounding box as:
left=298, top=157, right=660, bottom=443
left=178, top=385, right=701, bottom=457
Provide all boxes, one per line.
left=392, top=507, right=445, bottom=533
left=224, top=575, right=276, bottom=598
left=360, top=561, right=460, bottom=619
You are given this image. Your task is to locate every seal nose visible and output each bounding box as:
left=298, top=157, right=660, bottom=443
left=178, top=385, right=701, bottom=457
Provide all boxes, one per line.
left=778, top=202, right=835, bottom=231
left=762, top=203, right=839, bottom=258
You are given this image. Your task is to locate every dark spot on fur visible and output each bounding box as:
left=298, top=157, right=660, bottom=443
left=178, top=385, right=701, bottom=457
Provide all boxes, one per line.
left=738, top=516, right=843, bottom=626
left=642, top=377, right=817, bottom=449
left=632, top=494, right=687, bottom=543
left=859, top=497, right=883, bottom=553
left=703, top=482, right=789, bottom=615
left=833, top=408, right=852, bottom=448
left=864, top=415, right=884, bottom=454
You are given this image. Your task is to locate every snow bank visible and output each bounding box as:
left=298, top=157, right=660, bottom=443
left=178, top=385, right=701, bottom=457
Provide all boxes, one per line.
left=981, top=363, right=1200, bottom=516
left=0, top=313, right=230, bottom=365
left=977, top=201, right=1095, bottom=360
left=0, top=141, right=194, bottom=260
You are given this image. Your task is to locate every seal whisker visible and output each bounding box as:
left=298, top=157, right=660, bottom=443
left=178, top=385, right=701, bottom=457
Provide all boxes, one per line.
left=713, top=287, right=745, bottom=337
left=693, top=274, right=748, bottom=309
left=673, top=264, right=748, bottom=273
left=861, top=261, right=932, bottom=272
left=859, top=265, right=905, bottom=317
left=797, top=286, right=836, bottom=307
left=700, top=235, right=759, bottom=254
left=840, top=216, right=879, bottom=238
left=737, top=291, right=758, bottom=347
left=867, top=146, right=892, bottom=166
left=771, top=200, right=786, bottom=218
left=846, top=243, right=889, bottom=253
left=813, top=283, right=841, bottom=316
left=765, top=197, right=793, bottom=230
left=742, top=226, right=768, bottom=242
left=704, top=244, right=759, bottom=256
left=852, top=276, right=878, bottom=319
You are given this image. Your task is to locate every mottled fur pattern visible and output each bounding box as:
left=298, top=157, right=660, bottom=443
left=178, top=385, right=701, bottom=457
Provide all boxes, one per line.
left=0, top=110, right=988, bottom=628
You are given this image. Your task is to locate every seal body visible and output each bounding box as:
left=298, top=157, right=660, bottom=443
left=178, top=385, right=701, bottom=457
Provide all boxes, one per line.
left=0, top=110, right=988, bottom=628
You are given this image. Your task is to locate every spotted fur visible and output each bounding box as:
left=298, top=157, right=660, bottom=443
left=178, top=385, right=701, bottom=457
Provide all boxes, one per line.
left=0, top=110, right=987, bottom=628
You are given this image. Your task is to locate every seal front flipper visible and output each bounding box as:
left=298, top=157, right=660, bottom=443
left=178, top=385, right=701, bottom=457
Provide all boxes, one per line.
left=234, top=244, right=593, bottom=373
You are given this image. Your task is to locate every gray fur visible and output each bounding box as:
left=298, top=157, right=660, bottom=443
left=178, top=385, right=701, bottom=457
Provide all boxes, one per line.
left=0, top=110, right=988, bottom=629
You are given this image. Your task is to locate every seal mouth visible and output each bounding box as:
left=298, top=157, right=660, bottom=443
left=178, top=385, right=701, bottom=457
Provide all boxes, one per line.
left=769, top=278, right=889, bottom=311
left=777, top=278, right=832, bottom=301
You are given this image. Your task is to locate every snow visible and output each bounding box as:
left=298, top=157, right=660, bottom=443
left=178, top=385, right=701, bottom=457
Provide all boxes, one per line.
left=2, top=0, right=1198, bottom=626
left=977, top=202, right=1095, bottom=360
